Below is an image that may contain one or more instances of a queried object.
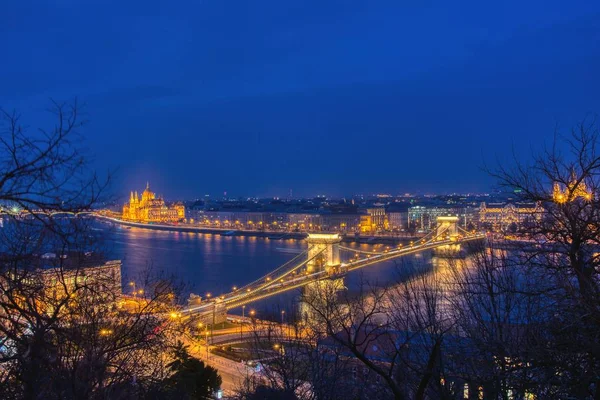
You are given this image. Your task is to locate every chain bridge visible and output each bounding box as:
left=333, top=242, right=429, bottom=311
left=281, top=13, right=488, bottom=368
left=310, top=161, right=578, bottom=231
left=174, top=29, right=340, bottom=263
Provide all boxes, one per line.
left=181, top=216, right=486, bottom=322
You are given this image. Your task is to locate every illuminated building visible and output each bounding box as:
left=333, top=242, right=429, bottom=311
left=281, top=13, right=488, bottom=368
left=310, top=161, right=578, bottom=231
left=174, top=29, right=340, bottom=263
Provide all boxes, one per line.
left=122, top=182, right=184, bottom=223
left=287, top=213, right=322, bottom=231
left=479, top=202, right=543, bottom=232
left=408, top=206, right=453, bottom=231
left=386, top=203, right=409, bottom=231
left=321, top=214, right=361, bottom=233
left=174, top=203, right=185, bottom=219
left=386, top=211, right=406, bottom=230
left=359, top=215, right=373, bottom=233
left=365, top=207, right=387, bottom=231
left=42, top=258, right=122, bottom=314
left=408, top=206, right=478, bottom=232
left=2, top=254, right=122, bottom=317
left=552, top=173, right=593, bottom=203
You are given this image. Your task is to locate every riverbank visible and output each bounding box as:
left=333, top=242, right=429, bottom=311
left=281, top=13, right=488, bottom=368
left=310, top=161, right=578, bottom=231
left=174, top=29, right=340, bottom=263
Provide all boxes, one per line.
left=97, top=216, right=420, bottom=245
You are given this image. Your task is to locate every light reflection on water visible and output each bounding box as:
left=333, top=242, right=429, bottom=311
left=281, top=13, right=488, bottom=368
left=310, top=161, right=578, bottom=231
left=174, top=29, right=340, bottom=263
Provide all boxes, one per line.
left=103, top=224, right=437, bottom=309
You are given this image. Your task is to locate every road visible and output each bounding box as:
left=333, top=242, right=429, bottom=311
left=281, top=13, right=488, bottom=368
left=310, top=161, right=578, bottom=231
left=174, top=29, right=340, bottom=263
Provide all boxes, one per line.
left=182, top=322, right=295, bottom=396
left=187, top=340, right=254, bottom=395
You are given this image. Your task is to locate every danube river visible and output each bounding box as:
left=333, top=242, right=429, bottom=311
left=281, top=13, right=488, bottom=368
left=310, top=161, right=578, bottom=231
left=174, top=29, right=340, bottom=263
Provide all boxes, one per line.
left=103, top=224, right=435, bottom=308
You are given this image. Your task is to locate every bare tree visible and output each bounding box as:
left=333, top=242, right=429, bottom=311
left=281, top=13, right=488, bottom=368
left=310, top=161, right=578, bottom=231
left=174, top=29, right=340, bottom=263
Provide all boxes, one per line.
left=0, top=101, right=192, bottom=399
left=295, top=268, right=459, bottom=400
left=490, top=121, right=600, bottom=397
left=0, top=100, right=109, bottom=214
left=490, top=121, right=600, bottom=298
left=443, top=242, right=550, bottom=398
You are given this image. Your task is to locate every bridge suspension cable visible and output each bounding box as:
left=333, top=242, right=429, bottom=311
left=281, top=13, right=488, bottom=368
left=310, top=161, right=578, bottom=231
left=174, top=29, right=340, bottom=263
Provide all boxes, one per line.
left=224, top=247, right=327, bottom=305
left=338, top=246, right=387, bottom=256
left=233, top=247, right=311, bottom=293
left=417, top=225, right=447, bottom=242
left=338, top=225, right=451, bottom=258
left=456, top=225, right=474, bottom=235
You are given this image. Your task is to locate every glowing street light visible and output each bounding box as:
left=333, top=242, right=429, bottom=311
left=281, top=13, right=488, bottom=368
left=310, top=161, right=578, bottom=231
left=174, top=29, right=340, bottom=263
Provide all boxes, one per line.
left=241, top=305, right=246, bottom=340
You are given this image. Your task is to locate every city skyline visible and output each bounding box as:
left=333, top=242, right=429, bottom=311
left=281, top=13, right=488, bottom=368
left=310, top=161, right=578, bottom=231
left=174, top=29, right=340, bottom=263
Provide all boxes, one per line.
left=4, top=2, right=600, bottom=398
left=118, top=179, right=507, bottom=203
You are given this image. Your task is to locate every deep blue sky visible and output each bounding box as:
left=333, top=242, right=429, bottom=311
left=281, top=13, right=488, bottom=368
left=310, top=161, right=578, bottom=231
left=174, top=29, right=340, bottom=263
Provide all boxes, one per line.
left=2, top=1, right=600, bottom=199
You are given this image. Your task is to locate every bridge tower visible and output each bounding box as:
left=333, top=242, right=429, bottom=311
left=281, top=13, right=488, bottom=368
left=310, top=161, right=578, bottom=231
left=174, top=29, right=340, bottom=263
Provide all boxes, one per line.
left=434, top=216, right=462, bottom=257
left=301, top=233, right=345, bottom=325
left=436, top=216, right=460, bottom=240
left=306, top=233, right=342, bottom=275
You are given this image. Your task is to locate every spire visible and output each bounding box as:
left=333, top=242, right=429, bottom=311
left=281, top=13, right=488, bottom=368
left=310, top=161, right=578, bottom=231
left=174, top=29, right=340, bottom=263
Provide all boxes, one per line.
left=130, top=191, right=134, bottom=203
left=146, top=181, right=150, bottom=190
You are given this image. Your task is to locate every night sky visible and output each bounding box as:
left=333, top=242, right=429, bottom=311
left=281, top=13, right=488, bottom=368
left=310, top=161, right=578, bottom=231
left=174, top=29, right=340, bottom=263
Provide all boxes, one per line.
left=2, top=1, right=600, bottom=199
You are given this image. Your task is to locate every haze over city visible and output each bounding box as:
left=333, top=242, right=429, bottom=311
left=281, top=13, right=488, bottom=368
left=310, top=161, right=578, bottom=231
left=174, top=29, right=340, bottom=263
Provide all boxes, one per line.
left=3, top=0, right=600, bottom=198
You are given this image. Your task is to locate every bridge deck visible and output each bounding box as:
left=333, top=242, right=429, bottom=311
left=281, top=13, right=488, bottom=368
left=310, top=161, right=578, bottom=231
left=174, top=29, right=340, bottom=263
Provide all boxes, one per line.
left=182, top=233, right=486, bottom=315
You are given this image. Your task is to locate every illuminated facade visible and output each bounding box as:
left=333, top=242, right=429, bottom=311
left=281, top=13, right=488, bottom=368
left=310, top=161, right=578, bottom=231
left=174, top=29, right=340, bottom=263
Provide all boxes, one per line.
left=366, top=207, right=387, bottom=231
left=2, top=256, right=122, bottom=318
left=479, top=202, right=543, bottom=231
left=42, top=259, right=122, bottom=314
left=552, top=174, right=593, bottom=203
left=122, top=182, right=184, bottom=223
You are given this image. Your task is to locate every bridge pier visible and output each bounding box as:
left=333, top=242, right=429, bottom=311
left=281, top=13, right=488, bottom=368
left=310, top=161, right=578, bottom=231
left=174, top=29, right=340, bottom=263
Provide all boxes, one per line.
left=301, top=233, right=345, bottom=325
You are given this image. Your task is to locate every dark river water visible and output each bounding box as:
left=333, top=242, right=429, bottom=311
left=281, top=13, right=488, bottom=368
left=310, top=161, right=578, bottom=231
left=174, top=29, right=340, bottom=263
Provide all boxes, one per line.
left=102, top=224, right=435, bottom=312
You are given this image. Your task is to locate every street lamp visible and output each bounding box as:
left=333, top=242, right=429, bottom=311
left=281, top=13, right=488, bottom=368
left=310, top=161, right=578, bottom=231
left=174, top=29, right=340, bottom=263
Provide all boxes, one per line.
left=129, top=281, right=136, bottom=297
left=241, top=305, right=246, bottom=341
left=281, top=310, right=286, bottom=336
left=100, top=328, right=113, bottom=336
left=205, top=326, right=209, bottom=360
left=249, top=309, right=256, bottom=326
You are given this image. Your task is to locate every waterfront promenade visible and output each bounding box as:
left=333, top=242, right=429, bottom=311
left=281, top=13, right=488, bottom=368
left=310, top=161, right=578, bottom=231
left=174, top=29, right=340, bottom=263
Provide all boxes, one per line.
left=98, top=215, right=423, bottom=245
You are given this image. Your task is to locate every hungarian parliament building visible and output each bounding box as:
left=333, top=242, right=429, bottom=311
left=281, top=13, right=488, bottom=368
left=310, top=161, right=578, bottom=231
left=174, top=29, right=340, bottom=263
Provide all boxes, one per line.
left=122, top=183, right=185, bottom=223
